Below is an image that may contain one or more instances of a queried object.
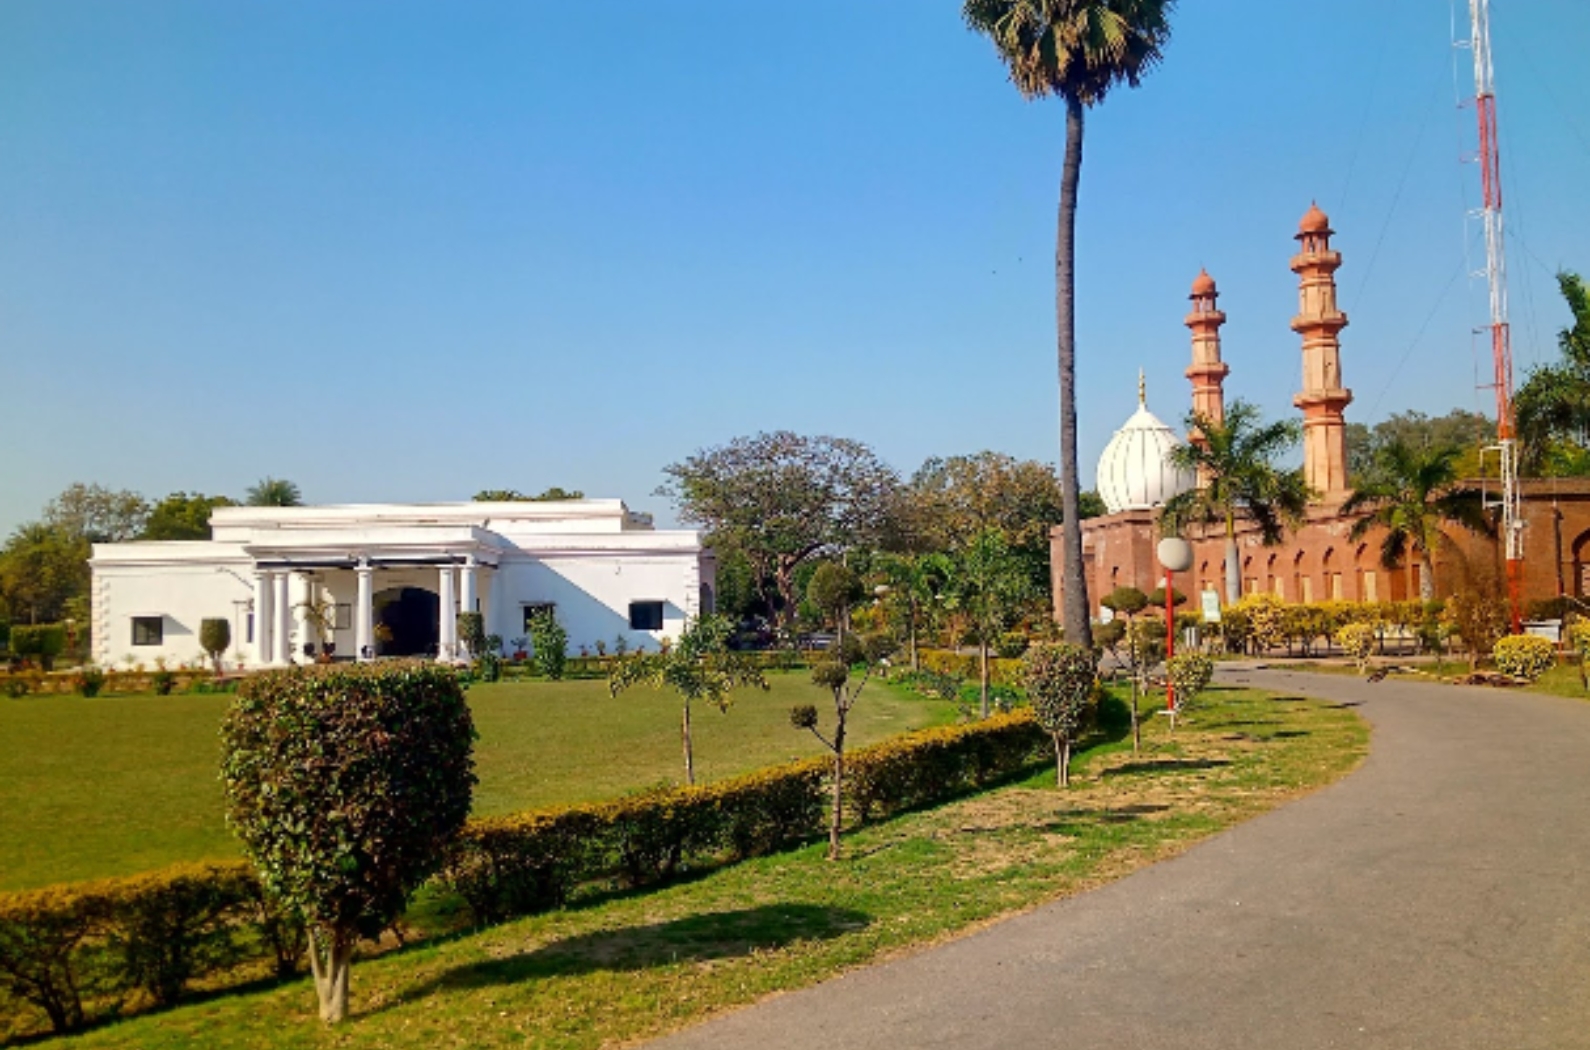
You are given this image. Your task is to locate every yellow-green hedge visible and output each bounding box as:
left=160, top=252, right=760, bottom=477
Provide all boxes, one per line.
left=916, top=649, right=1024, bottom=686
left=0, top=861, right=297, bottom=1040
left=1492, top=634, right=1556, bottom=680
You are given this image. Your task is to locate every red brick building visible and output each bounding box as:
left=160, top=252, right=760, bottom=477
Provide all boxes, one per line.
left=1052, top=206, right=1590, bottom=620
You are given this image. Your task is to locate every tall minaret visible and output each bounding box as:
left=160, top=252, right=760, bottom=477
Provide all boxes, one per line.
left=1290, top=203, right=1352, bottom=500
left=1184, top=268, right=1229, bottom=434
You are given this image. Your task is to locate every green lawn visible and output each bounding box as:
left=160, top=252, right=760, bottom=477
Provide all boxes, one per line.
left=41, top=685, right=1367, bottom=1050
left=0, top=673, right=954, bottom=892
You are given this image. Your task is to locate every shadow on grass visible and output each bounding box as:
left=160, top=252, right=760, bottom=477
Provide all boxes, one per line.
left=1100, top=758, right=1231, bottom=777
left=394, top=904, right=871, bottom=1002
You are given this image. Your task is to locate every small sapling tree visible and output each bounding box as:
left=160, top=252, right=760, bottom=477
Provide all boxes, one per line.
left=1165, top=651, right=1215, bottom=729
left=1335, top=622, right=1376, bottom=675
left=199, top=618, right=231, bottom=675
left=527, top=610, right=568, bottom=679
left=1021, top=642, right=1098, bottom=787
left=1100, top=586, right=1151, bottom=751
left=791, top=632, right=896, bottom=859
left=608, top=615, right=768, bottom=785
left=220, top=662, right=476, bottom=1024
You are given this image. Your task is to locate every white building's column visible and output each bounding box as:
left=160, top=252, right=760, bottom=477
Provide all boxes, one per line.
left=460, top=556, right=477, bottom=616
left=355, top=559, right=374, bottom=661
left=273, top=572, right=292, bottom=665
left=479, top=568, right=494, bottom=644
left=437, top=564, right=457, bottom=662
left=254, top=570, right=275, bottom=667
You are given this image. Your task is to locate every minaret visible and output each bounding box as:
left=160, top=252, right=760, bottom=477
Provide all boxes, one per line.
left=1290, top=203, right=1352, bottom=500
left=1184, top=268, right=1229, bottom=430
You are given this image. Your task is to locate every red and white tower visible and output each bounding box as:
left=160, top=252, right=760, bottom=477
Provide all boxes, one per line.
left=1466, top=0, right=1525, bottom=630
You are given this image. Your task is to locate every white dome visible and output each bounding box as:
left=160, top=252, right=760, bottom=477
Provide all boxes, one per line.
left=1096, top=389, right=1196, bottom=514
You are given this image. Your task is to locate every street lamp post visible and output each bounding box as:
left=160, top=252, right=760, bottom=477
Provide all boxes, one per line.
left=1156, top=538, right=1194, bottom=719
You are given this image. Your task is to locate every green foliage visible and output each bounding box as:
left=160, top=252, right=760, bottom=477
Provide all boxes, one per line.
left=244, top=478, right=302, bottom=507
left=1165, top=652, right=1215, bottom=714
left=9, top=625, right=67, bottom=671
left=1020, top=643, right=1098, bottom=786
left=845, top=710, right=1047, bottom=821
left=527, top=611, right=567, bottom=680
left=1516, top=271, right=1590, bottom=475
left=0, top=860, right=296, bottom=1035
left=140, top=493, right=235, bottom=541
left=71, top=666, right=105, bottom=698
left=806, top=562, right=862, bottom=630
left=1335, top=622, right=1377, bottom=673
left=659, top=431, right=900, bottom=628
left=1101, top=586, right=1148, bottom=616
left=1162, top=399, right=1310, bottom=555
left=456, top=612, right=485, bottom=659
left=199, top=619, right=231, bottom=672
left=993, top=631, right=1029, bottom=659
left=1492, top=634, right=1556, bottom=681
left=220, top=662, right=476, bottom=1021
left=1346, top=409, right=1493, bottom=486
left=1444, top=591, right=1510, bottom=669
left=0, top=522, right=90, bottom=626
left=471, top=487, right=586, bottom=502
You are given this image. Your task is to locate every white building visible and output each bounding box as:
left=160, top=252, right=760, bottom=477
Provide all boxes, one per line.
left=89, top=499, right=715, bottom=668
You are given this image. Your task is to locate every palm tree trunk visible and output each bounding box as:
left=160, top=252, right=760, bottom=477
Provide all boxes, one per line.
left=1224, top=509, right=1241, bottom=605
left=681, top=699, right=695, bottom=786
left=1055, top=95, right=1092, bottom=650
left=1419, top=551, right=1436, bottom=603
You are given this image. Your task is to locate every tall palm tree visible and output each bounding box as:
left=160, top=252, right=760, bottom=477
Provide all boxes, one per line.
left=1340, top=440, right=1494, bottom=602
left=246, top=477, right=303, bottom=507
left=964, top=0, right=1176, bottom=649
left=1161, top=400, right=1310, bottom=605
left=1516, top=270, right=1590, bottom=474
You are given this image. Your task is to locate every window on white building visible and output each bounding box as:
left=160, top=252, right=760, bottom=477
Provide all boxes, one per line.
left=522, top=603, right=556, bottom=633
left=132, top=617, right=163, bottom=646
left=629, top=601, right=664, bottom=631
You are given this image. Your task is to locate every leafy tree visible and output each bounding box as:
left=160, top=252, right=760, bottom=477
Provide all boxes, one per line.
left=245, top=478, right=303, bottom=507
left=806, top=562, right=864, bottom=646
left=200, top=619, right=231, bottom=674
left=903, top=452, right=1101, bottom=593
left=660, top=432, right=899, bottom=628
left=471, top=487, right=586, bottom=502
left=1346, top=409, right=1493, bottom=486
left=1164, top=651, right=1213, bottom=726
left=220, top=663, right=476, bottom=1023
left=43, top=483, right=149, bottom=543
left=1100, top=586, right=1151, bottom=750
left=964, top=0, right=1176, bottom=651
left=608, top=615, right=769, bottom=785
left=1341, top=439, right=1493, bottom=601
left=1162, top=399, right=1311, bottom=604
left=142, top=493, right=236, bottom=540
left=1516, top=271, right=1590, bottom=476
left=1021, top=642, right=1098, bottom=787
left=790, top=633, right=897, bottom=859
left=873, top=551, right=952, bottom=671
left=0, top=523, right=87, bottom=624
left=941, top=530, right=1039, bottom=718
left=527, top=610, right=568, bottom=679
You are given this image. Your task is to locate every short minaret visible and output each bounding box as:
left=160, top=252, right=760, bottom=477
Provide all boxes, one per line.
left=1290, top=203, right=1352, bottom=500
left=1184, top=268, right=1230, bottom=439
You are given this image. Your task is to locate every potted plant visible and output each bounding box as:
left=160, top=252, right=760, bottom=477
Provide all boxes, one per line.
left=509, top=636, right=528, bottom=661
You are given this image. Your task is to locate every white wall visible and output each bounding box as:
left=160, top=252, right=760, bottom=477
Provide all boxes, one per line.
left=488, top=552, right=703, bottom=653
left=92, top=558, right=256, bottom=669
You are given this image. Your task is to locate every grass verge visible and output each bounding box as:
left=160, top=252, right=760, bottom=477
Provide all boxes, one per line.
left=48, top=684, right=1366, bottom=1050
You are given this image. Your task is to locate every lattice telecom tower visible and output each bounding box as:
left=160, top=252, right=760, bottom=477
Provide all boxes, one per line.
left=1464, top=0, right=1524, bottom=631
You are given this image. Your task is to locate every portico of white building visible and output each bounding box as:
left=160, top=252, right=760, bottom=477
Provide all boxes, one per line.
left=89, top=500, right=715, bottom=668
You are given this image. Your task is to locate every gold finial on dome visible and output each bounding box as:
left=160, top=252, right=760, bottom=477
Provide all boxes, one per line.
left=1138, top=368, right=1146, bottom=406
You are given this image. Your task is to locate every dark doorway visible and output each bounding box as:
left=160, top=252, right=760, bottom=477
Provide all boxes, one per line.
left=375, top=587, right=439, bottom=657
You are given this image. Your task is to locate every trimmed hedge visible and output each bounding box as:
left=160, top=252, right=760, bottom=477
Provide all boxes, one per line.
left=0, top=709, right=1056, bottom=1038
left=0, top=861, right=298, bottom=1039
left=439, top=712, right=1048, bottom=925
left=917, top=649, right=1024, bottom=687
left=0, top=668, right=227, bottom=698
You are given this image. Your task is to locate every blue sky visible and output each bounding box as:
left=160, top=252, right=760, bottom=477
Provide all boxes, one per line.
left=2, top=0, right=1587, bottom=535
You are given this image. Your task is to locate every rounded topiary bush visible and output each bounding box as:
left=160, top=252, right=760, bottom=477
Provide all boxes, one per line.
left=1166, top=651, right=1215, bottom=714
left=220, top=661, right=476, bottom=1023
left=1492, top=634, right=1555, bottom=681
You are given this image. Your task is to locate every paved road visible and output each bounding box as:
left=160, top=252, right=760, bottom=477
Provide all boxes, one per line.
left=649, top=669, right=1590, bottom=1050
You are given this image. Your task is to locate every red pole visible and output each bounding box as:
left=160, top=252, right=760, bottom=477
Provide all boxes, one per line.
left=1165, top=567, right=1176, bottom=713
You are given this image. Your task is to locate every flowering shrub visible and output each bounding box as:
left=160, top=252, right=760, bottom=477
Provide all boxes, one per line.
left=1335, top=622, right=1378, bottom=673
left=1166, top=652, right=1215, bottom=714
left=1492, top=634, right=1555, bottom=681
